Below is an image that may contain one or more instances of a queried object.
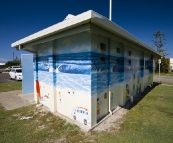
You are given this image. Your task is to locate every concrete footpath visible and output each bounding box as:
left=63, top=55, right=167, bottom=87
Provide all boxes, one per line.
left=154, top=76, right=173, bottom=84
left=0, top=90, right=35, bottom=110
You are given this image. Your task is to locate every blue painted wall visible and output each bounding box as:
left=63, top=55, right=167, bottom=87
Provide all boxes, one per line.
left=22, top=54, right=34, bottom=94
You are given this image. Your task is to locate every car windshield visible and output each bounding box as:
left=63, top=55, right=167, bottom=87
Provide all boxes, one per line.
left=16, top=69, right=22, bottom=73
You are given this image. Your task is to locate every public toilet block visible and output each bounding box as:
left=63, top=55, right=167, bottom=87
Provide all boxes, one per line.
left=12, top=10, right=161, bottom=128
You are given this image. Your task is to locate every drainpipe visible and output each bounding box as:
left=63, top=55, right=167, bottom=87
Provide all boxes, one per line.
left=109, top=0, right=113, bottom=115
left=109, top=88, right=112, bottom=115
left=108, top=37, right=112, bottom=115
left=18, top=45, right=23, bottom=51
left=129, top=95, right=133, bottom=103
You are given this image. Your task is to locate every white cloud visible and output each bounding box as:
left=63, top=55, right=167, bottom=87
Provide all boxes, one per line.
left=71, top=45, right=90, bottom=52
left=0, top=58, right=8, bottom=63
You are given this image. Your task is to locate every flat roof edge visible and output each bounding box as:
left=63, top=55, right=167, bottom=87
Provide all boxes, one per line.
left=11, top=10, right=161, bottom=57
left=11, top=10, right=93, bottom=47
left=90, top=11, right=161, bottom=57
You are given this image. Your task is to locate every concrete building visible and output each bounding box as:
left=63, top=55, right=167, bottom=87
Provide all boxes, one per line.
left=11, top=10, right=161, bottom=128
left=167, top=58, right=173, bottom=72
left=170, top=58, right=173, bottom=72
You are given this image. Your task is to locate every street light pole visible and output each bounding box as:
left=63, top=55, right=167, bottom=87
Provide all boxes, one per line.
left=158, top=59, right=161, bottom=83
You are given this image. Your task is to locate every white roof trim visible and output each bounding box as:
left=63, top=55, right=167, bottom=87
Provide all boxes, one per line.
left=11, top=10, right=161, bottom=56
left=64, top=14, right=75, bottom=20
left=11, top=10, right=92, bottom=47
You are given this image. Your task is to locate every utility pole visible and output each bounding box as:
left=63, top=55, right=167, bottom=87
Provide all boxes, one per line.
left=13, top=52, right=14, bottom=61
left=109, top=0, right=112, bottom=21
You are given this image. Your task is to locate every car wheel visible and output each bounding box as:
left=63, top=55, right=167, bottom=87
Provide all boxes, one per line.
left=15, top=76, right=18, bottom=81
left=84, top=119, right=87, bottom=125
left=73, top=115, right=76, bottom=120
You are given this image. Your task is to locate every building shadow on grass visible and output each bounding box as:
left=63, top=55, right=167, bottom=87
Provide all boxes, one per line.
left=121, top=82, right=161, bottom=110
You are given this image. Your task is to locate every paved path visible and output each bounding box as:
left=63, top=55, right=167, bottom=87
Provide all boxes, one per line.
left=154, top=76, right=173, bottom=84
left=0, top=73, right=14, bottom=83
left=0, top=90, right=34, bottom=110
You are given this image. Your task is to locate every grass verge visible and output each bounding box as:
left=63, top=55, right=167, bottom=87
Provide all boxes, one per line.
left=0, top=83, right=173, bottom=142
left=97, top=84, right=173, bottom=142
left=0, top=82, right=22, bottom=92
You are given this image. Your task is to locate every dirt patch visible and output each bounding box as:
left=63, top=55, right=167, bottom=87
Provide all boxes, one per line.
left=54, top=137, right=66, bottom=143
left=93, top=108, right=128, bottom=132
left=157, top=106, right=173, bottom=117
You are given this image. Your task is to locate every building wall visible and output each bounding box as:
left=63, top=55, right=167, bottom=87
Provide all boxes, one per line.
left=33, top=32, right=93, bottom=127
left=32, top=24, right=154, bottom=128
left=90, top=28, right=154, bottom=126
left=170, top=58, right=173, bottom=71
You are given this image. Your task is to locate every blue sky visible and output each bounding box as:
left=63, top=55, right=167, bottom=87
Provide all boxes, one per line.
left=0, top=0, right=173, bottom=63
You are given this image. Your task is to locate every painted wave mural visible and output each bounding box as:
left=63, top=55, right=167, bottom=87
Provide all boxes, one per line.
left=34, top=52, right=153, bottom=95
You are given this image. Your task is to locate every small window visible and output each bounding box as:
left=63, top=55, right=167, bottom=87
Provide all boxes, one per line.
left=100, top=57, right=106, bottom=64
left=117, top=47, right=120, bottom=54
left=128, top=51, right=131, bottom=56
left=100, top=43, right=106, bottom=51
left=128, top=60, right=131, bottom=65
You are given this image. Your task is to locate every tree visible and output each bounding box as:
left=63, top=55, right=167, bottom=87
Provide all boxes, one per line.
left=5, top=60, right=21, bottom=67
left=155, top=57, right=169, bottom=73
left=152, top=30, right=169, bottom=57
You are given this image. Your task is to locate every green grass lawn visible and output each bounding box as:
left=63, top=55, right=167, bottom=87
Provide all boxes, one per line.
left=0, top=82, right=173, bottom=142
left=154, top=72, right=173, bottom=77
left=0, top=82, right=22, bottom=92
left=98, top=84, right=173, bottom=143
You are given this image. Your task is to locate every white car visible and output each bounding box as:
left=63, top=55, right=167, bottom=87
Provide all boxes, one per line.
left=9, top=68, right=22, bottom=81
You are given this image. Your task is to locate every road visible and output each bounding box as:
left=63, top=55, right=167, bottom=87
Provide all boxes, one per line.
left=153, top=76, right=173, bottom=84
left=0, top=73, right=16, bottom=83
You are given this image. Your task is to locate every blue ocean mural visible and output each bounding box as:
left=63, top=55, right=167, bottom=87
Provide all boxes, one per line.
left=33, top=51, right=153, bottom=97
left=34, top=52, right=91, bottom=96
